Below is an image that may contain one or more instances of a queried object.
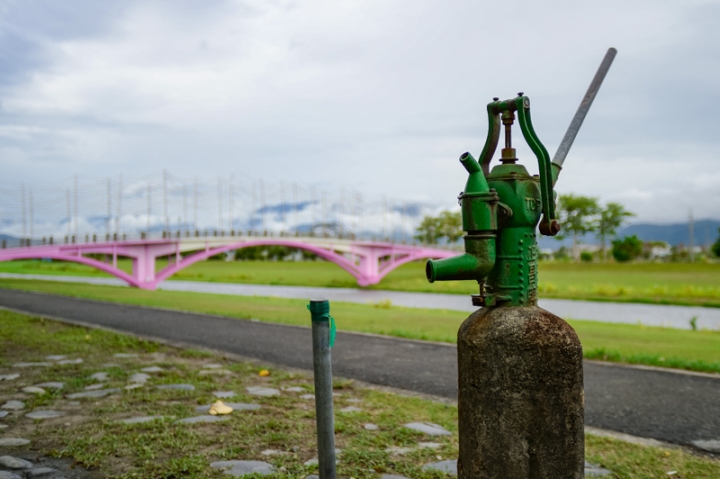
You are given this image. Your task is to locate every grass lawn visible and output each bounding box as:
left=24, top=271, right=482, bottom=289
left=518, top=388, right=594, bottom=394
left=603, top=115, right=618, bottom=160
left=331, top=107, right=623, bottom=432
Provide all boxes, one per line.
left=1, top=308, right=719, bottom=478
left=1, top=278, right=719, bottom=374
left=2, top=259, right=720, bottom=307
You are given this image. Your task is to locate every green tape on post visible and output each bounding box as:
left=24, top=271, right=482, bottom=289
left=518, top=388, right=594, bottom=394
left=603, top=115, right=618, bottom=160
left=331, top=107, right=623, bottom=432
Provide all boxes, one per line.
left=307, top=299, right=336, bottom=348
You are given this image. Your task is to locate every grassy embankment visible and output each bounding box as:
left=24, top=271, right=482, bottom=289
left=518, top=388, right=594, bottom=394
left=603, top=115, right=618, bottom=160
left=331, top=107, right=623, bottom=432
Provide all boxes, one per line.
left=2, top=259, right=720, bottom=308
left=1, top=278, right=719, bottom=374
left=1, top=308, right=719, bottom=478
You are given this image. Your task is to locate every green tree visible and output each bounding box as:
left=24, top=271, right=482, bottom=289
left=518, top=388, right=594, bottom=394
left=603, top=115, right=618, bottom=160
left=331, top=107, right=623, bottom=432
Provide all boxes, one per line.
left=611, top=235, right=643, bottom=262
left=414, top=215, right=442, bottom=244
left=712, top=228, right=720, bottom=258
left=414, top=210, right=462, bottom=244
left=438, top=210, right=463, bottom=243
left=556, top=194, right=600, bottom=261
left=596, top=202, right=634, bottom=261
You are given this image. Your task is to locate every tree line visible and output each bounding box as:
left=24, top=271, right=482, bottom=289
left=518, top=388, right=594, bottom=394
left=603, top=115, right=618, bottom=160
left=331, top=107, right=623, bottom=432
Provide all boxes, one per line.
left=415, top=194, right=638, bottom=262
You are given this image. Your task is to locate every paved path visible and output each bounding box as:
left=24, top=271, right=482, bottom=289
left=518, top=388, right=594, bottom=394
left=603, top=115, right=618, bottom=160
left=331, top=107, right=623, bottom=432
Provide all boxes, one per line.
left=1, top=272, right=719, bottom=330
left=0, top=288, right=718, bottom=454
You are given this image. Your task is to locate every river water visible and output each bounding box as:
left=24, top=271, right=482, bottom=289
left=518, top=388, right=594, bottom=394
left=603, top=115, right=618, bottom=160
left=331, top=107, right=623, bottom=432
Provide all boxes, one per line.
left=1, top=272, right=718, bottom=330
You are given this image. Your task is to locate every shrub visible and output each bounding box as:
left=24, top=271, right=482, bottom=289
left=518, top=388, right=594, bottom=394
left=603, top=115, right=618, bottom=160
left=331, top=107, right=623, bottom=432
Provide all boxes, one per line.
left=612, top=235, right=643, bottom=262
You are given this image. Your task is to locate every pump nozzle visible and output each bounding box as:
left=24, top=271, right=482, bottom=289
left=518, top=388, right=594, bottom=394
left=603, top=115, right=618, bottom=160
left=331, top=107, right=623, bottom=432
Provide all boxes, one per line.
left=425, top=151, right=498, bottom=291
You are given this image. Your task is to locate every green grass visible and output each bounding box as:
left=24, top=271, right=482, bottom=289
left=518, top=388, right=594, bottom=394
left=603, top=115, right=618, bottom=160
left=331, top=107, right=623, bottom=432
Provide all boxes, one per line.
left=1, top=277, right=719, bottom=374
left=1, top=309, right=719, bottom=478
left=3, top=259, right=720, bottom=307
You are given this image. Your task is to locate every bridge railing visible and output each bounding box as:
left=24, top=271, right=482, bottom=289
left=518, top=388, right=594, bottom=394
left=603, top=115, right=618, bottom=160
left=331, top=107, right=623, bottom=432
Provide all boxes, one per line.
left=1, top=230, right=462, bottom=252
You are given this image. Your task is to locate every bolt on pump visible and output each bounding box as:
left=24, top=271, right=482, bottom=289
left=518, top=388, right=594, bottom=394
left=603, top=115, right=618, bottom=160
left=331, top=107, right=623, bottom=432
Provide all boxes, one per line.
left=426, top=49, right=616, bottom=479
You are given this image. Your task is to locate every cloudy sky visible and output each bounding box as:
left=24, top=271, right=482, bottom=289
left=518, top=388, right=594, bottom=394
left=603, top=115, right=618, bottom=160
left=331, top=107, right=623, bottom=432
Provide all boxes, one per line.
left=0, top=0, right=718, bottom=227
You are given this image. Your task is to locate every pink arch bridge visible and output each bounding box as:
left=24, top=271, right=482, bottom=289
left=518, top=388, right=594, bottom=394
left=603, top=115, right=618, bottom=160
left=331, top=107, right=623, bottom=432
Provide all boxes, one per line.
left=0, top=236, right=455, bottom=289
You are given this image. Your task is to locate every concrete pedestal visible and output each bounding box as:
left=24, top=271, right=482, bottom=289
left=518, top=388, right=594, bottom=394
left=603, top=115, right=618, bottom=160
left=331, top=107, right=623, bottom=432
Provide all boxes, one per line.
left=457, top=306, right=584, bottom=479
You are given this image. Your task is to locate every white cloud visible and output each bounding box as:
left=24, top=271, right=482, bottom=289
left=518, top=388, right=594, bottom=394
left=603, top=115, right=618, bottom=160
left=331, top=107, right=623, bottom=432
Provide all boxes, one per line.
left=0, top=0, right=718, bottom=230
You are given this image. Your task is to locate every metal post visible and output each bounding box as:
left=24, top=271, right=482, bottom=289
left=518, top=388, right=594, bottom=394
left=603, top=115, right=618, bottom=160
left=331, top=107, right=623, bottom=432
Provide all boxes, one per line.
left=357, top=193, right=363, bottom=240
left=73, top=174, right=78, bottom=237
left=147, top=183, right=151, bottom=237
left=163, top=169, right=169, bottom=234
left=66, top=188, right=72, bottom=237
left=689, top=210, right=695, bottom=262
left=193, top=178, right=198, bottom=231
left=340, top=188, right=345, bottom=237
left=107, top=178, right=112, bottom=236
left=252, top=182, right=256, bottom=235
left=311, top=187, right=316, bottom=236
left=28, top=189, right=33, bottom=241
left=20, top=183, right=26, bottom=241
left=281, top=182, right=286, bottom=234
left=260, top=179, right=265, bottom=233
left=308, top=299, right=337, bottom=479
left=229, top=175, right=234, bottom=232
left=322, top=191, right=327, bottom=237
left=116, top=174, right=122, bottom=236
left=182, top=184, right=188, bottom=233
left=293, top=182, right=298, bottom=235
left=383, top=195, right=388, bottom=241
left=218, top=177, right=223, bottom=232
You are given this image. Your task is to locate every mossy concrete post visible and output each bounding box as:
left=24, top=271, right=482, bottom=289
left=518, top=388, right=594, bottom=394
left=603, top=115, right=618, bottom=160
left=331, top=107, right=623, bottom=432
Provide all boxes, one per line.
left=426, top=51, right=616, bottom=477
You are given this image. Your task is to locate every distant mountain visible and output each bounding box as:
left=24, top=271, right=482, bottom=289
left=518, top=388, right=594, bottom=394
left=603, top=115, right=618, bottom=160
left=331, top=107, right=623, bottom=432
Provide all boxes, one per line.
left=619, top=220, right=720, bottom=247
left=537, top=219, right=720, bottom=250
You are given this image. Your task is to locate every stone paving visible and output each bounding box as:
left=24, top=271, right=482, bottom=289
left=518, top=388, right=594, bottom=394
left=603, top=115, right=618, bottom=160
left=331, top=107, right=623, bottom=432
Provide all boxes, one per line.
left=0, top=346, right=625, bottom=478
left=0, top=449, right=103, bottom=479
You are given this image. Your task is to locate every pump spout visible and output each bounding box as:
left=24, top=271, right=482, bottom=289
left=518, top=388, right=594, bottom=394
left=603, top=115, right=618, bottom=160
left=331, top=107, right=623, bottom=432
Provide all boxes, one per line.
left=426, top=151, right=498, bottom=291
left=426, top=232, right=496, bottom=283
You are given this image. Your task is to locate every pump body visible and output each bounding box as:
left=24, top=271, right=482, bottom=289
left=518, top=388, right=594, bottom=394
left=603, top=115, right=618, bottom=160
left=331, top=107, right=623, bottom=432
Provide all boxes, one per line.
left=427, top=95, right=584, bottom=478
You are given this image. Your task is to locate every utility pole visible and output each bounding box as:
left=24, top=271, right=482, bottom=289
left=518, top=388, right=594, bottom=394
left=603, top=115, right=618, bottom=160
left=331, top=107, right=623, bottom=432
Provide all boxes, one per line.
left=193, top=178, right=198, bottom=231
left=383, top=195, right=388, bottom=240
left=116, top=174, right=123, bottom=235
left=218, top=177, right=223, bottom=232
left=389, top=198, right=394, bottom=243
left=340, top=188, right=345, bottom=237
left=107, top=178, right=112, bottom=236
left=322, top=191, right=327, bottom=237
left=229, top=175, right=234, bottom=231
left=251, top=182, right=256, bottom=234
left=28, top=189, right=33, bottom=241
left=147, top=183, right=151, bottom=236
left=20, top=183, right=26, bottom=241
left=689, top=210, right=695, bottom=263
left=351, top=192, right=357, bottom=238
left=183, top=184, right=188, bottom=233
left=311, top=187, right=316, bottom=235
left=163, top=169, right=168, bottom=234
left=260, top=179, right=265, bottom=233
left=280, top=182, right=286, bottom=234
left=73, top=175, right=78, bottom=237
left=358, top=193, right=363, bottom=240
left=293, top=182, right=298, bottom=235
left=66, top=188, right=72, bottom=237
left=403, top=202, right=408, bottom=243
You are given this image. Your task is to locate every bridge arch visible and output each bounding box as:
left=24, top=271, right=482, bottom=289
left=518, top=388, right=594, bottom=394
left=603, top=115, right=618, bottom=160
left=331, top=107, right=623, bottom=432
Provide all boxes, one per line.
left=154, top=240, right=367, bottom=287
left=0, top=252, right=143, bottom=288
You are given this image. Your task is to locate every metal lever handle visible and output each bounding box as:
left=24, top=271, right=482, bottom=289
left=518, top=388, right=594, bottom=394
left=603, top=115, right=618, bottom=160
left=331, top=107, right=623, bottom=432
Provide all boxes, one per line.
left=552, top=47, right=617, bottom=169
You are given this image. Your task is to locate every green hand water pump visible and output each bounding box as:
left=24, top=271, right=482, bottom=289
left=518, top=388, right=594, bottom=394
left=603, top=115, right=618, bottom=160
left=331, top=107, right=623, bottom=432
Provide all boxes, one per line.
left=431, top=49, right=617, bottom=479
left=426, top=93, right=561, bottom=308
